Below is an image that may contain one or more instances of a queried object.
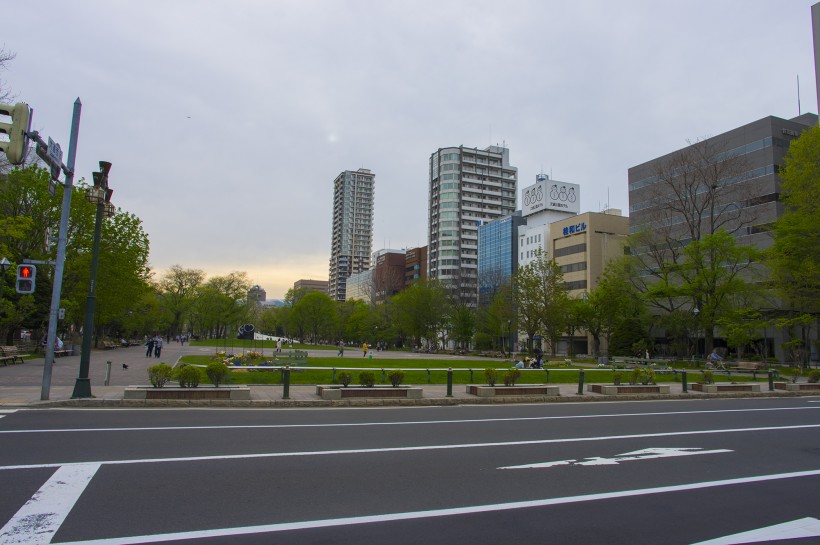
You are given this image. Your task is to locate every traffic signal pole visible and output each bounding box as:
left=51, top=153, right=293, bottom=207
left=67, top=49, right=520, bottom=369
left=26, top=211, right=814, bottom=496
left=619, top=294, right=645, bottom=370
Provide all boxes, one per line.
left=41, top=98, right=81, bottom=401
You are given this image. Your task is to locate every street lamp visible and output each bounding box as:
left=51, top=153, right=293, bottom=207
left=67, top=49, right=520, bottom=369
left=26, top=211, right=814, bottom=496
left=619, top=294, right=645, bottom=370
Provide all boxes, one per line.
left=693, top=306, right=700, bottom=363
left=506, top=319, right=511, bottom=356
left=72, top=161, right=113, bottom=398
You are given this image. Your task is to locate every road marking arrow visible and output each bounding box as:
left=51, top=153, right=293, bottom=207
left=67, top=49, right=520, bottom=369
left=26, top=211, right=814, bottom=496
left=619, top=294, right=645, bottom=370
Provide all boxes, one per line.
left=499, top=447, right=733, bottom=469
left=691, top=517, right=820, bottom=544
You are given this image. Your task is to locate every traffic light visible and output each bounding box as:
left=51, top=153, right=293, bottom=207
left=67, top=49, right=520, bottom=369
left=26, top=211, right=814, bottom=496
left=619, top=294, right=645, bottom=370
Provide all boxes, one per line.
left=0, top=102, right=32, bottom=165
left=16, top=264, right=36, bottom=294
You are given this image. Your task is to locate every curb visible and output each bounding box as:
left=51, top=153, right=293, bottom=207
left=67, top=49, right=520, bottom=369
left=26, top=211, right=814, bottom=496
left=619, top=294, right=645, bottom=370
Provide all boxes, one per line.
left=20, top=390, right=813, bottom=409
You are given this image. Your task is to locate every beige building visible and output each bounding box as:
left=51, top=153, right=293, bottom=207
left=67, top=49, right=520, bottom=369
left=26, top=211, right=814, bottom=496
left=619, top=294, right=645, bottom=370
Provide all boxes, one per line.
left=293, top=279, right=328, bottom=293
left=548, top=210, right=629, bottom=354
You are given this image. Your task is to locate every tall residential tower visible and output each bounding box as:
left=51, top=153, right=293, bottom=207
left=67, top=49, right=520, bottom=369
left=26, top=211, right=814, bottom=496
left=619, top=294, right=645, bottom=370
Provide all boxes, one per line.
left=328, top=168, right=375, bottom=301
left=428, top=145, right=517, bottom=306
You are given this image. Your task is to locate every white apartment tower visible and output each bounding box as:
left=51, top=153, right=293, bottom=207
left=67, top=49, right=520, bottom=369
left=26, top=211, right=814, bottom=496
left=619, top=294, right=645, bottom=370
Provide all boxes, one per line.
left=329, top=168, right=375, bottom=301
left=428, top=145, right=518, bottom=306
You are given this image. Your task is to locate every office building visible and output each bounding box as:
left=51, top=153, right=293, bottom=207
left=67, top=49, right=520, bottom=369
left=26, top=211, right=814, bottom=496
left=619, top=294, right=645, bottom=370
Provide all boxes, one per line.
left=404, top=246, right=427, bottom=288
left=372, top=249, right=406, bottom=303
left=293, top=279, right=328, bottom=294
left=477, top=211, right=525, bottom=306
left=428, top=145, right=518, bottom=306
left=328, top=168, right=375, bottom=301
left=345, top=270, right=373, bottom=303
left=517, top=174, right=580, bottom=267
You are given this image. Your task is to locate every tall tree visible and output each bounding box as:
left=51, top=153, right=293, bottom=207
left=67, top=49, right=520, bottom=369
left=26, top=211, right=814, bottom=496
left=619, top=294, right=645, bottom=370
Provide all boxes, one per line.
left=291, top=291, right=335, bottom=344
left=768, top=125, right=820, bottom=364
left=157, top=266, right=204, bottom=337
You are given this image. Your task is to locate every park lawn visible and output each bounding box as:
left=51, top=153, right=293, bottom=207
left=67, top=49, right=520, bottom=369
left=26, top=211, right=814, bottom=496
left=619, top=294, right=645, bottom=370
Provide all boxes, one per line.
left=188, top=339, right=336, bottom=351
left=176, top=355, right=764, bottom=386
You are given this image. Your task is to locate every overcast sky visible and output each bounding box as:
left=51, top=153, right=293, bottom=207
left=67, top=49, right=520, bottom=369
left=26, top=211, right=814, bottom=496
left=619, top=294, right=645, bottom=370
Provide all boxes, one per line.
left=4, top=1, right=818, bottom=299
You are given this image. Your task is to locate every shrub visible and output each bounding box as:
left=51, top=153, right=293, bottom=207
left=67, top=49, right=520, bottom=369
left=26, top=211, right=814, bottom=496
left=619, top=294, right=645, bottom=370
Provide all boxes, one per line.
left=808, top=370, right=820, bottom=384
left=629, top=368, right=642, bottom=385
left=148, top=363, right=173, bottom=388
left=387, top=370, right=405, bottom=387
left=484, top=368, right=498, bottom=386
left=641, top=368, right=656, bottom=385
left=338, top=371, right=353, bottom=387
left=176, top=365, right=201, bottom=388
left=786, top=367, right=801, bottom=383
left=206, top=362, right=230, bottom=387
left=358, top=371, right=376, bottom=387
left=702, top=370, right=714, bottom=384
left=504, top=368, right=521, bottom=386
left=612, top=372, right=623, bottom=386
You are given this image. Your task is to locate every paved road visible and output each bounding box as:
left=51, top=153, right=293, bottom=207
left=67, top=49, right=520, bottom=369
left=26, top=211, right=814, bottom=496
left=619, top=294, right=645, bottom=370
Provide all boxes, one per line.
left=1, top=397, right=819, bottom=544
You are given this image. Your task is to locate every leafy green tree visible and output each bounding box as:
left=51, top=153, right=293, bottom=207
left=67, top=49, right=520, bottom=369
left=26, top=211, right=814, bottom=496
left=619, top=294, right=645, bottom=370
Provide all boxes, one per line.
left=291, top=291, right=336, bottom=344
left=157, top=265, right=204, bottom=337
left=768, top=125, right=820, bottom=363
left=449, top=304, right=476, bottom=350
left=389, top=280, right=449, bottom=349
left=514, top=249, right=568, bottom=356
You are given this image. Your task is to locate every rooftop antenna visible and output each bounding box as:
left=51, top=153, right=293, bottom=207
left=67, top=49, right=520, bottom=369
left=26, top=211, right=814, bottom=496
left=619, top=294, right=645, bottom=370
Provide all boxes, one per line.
left=797, top=74, right=802, bottom=115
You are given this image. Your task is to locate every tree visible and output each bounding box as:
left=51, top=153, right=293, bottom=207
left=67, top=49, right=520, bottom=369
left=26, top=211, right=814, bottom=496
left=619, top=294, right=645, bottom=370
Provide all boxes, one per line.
left=157, top=266, right=204, bottom=337
left=389, top=280, right=449, bottom=349
left=768, top=125, right=820, bottom=364
left=513, top=248, right=569, bottom=356
left=190, top=272, right=251, bottom=339
left=291, top=291, right=336, bottom=344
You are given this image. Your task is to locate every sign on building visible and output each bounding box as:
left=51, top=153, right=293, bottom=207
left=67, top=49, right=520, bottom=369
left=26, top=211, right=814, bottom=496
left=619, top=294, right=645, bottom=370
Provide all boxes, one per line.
left=521, top=176, right=580, bottom=217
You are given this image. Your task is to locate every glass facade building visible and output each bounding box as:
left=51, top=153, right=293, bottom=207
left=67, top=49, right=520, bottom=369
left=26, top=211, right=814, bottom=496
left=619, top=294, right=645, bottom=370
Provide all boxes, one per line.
left=477, top=212, right=525, bottom=306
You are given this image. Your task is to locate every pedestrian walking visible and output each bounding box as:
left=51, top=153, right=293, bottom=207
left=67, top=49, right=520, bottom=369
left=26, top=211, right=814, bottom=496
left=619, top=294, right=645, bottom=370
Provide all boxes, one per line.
left=153, top=335, right=163, bottom=358
left=145, top=337, right=155, bottom=358
left=338, top=340, right=345, bottom=357
left=362, top=342, right=368, bottom=357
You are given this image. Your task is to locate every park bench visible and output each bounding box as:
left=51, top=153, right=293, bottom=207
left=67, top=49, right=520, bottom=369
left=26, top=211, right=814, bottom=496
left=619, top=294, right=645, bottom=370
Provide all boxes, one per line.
left=102, top=341, right=119, bottom=350
left=728, top=361, right=763, bottom=378
left=0, top=345, right=28, bottom=365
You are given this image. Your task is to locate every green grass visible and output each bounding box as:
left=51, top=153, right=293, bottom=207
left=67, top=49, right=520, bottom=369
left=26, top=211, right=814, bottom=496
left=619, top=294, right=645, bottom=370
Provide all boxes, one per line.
left=176, top=355, right=767, bottom=386
left=188, top=339, right=336, bottom=351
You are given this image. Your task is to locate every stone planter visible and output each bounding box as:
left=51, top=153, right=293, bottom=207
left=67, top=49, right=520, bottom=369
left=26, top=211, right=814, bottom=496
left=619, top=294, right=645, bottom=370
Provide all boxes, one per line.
left=316, top=385, right=422, bottom=400
left=124, top=386, right=251, bottom=400
left=466, top=384, right=560, bottom=397
left=691, top=383, right=761, bottom=393
left=773, top=382, right=820, bottom=392
left=588, top=384, right=670, bottom=395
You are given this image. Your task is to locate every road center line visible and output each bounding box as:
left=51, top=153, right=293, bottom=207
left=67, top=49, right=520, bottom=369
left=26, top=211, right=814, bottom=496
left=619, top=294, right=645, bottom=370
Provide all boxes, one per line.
left=0, top=423, right=818, bottom=472
left=1, top=406, right=818, bottom=435
left=51, top=469, right=820, bottom=545
left=0, top=463, right=99, bottom=545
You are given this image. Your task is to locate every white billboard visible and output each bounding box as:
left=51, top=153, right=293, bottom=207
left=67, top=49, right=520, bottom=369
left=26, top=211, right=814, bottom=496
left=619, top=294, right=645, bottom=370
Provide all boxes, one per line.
left=521, top=177, right=580, bottom=217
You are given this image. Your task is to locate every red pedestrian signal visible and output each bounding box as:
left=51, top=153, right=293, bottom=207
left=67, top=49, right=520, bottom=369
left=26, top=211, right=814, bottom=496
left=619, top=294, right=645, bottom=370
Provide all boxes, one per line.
left=16, top=264, right=36, bottom=294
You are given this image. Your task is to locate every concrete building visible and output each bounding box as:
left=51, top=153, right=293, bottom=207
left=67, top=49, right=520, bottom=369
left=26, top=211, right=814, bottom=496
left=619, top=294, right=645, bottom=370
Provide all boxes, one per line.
left=548, top=210, right=629, bottom=354
left=372, top=249, right=406, bottom=303
left=517, top=174, right=580, bottom=267
left=404, top=246, right=427, bottom=288
left=293, top=279, right=328, bottom=294
left=428, top=145, right=517, bottom=306
left=328, top=168, right=375, bottom=301
left=345, top=270, right=373, bottom=303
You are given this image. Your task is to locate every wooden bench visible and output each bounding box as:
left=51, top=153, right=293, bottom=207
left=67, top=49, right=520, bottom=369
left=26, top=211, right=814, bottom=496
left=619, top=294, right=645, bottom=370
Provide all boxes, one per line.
left=0, top=346, right=28, bottom=365
left=54, top=348, right=72, bottom=357
left=728, top=361, right=763, bottom=378
left=102, top=341, right=119, bottom=350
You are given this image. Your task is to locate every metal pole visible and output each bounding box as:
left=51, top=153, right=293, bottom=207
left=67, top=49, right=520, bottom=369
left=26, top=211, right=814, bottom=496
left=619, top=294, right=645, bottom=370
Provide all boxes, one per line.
left=282, top=366, right=290, bottom=399
left=768, top=370, right=775, bottom=391
left=104, top=361, right=111, bottom=386
left=42, top=98, right=81, bottom=401
left=577, top=369, right=585, bottom=395
left=446, top=368, right=453, bottom=397
left=72, top=199, right=103, bottom=398
left=682, top=370, right=688, bottom=393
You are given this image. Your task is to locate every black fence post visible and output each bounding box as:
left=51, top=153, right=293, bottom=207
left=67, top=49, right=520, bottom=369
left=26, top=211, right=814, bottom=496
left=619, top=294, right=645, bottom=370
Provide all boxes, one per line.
left=282, top=366, right=290, bottom=399
left=446, top=368, right=453, bottom=397
left=577, top=369, right=585, bottom=395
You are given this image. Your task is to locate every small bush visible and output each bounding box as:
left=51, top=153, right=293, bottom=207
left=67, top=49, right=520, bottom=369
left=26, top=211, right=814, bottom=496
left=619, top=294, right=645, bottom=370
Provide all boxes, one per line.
left=387, top=370, right=405, bottom=387
left=629, top=368, right=642, bottom=385
left=358, top=371, right=376, bottom=387
left=206, top=362, right=230, bottom=387
left=176, top=365, right=201, bottom=388
left=702, top=370, right=714, bottom=384
left=612, top=372, right=623, bottom=385
left=148, top=363, right=173, bottom=388
left=338, top=371, right=353, bottom=387
left=784, top=367, right=802, bottom=383
left=642, top=368, right=656, bottom=385
left=808, top=370, right=820, bottom=384
left=484, top=368, right=498, bottom=386
left=504, top=368, right=521, bottom=386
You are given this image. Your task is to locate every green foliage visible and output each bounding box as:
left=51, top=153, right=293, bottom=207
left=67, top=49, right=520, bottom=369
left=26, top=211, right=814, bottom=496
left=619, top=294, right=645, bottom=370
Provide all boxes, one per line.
left=484, top=368, right=498, bottom=386
left=358, top=371, right=376, bottom=387
left=807, top=370, right=820, bottom=384
left=612, top=372, right=623, bottom=385
left=338, top=371, right=353, bottom=387
left=291, top=291, right=336, bottom=344
left=785, top=367, right=801, bottom=384
left=389, top=281, right=450, bottom=348
left=512, top=248, right=569, bottom=355
left=175, top=365, right=202, bottom=388
left=701, top=370, right=714, bottom=384
left=148, top=363, right=173, bottom=388
left=629, top=368, right=642, bottom=385
left=503, top=368, right=521, bottom=386
left=205, top=362, right=230, bottom=387
left=387, top=370, right=405, bottom=387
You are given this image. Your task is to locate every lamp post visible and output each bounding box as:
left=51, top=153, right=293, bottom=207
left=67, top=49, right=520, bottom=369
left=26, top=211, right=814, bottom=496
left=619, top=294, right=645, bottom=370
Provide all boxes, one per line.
left=72, top=161, right=113, bottom=399
left=506, top=319, right=511, bottom=356
left=0, top=257, right=10, bottom=299
left=693, top=306, right=700, bottom=363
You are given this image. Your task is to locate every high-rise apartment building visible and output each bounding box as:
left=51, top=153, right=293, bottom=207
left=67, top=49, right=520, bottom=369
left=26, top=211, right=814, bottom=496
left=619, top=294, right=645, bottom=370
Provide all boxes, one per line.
left=428, top=145, right=518, bottom=306
left=328, top=168, right=375, bottom=302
